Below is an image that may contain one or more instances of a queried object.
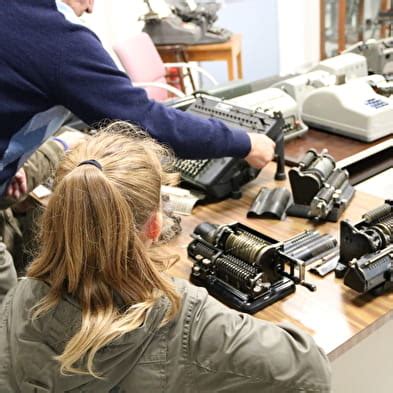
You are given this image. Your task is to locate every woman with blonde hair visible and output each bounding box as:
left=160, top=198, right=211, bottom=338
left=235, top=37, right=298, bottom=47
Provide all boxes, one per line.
left=0, top=124, right=331, bottom=392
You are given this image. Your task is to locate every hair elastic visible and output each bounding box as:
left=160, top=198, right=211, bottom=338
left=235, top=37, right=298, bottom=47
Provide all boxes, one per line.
left=77, top=159, right=103, bottom=171
left=51, top=137, right=69, bottom=152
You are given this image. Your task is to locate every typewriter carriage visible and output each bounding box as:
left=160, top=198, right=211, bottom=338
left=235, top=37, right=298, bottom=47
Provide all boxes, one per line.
left=173, top=95, right=286, bottom=202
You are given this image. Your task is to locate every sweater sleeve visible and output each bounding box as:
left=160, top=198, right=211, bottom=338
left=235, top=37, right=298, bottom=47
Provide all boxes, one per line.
left=51, top=28, right=251, bottom=159
left=186, top=284, right=332, bottom=393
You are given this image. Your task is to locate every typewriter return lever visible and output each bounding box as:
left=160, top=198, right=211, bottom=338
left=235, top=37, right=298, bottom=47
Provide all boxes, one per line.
left=271, top=111, right=286, bottom=181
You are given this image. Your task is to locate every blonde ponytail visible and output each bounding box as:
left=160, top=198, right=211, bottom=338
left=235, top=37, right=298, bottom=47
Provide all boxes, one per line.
left=28, top=124, right=180, bottom=376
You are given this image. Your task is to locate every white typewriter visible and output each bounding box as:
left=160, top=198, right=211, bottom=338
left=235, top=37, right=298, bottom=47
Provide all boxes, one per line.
left=272, top=53, right=366, bottom=104
left=345, top=37, right=393, bottom=75
left=228, top=88, right=308, bottom=140
left=273, top=53, right=393, bottom=142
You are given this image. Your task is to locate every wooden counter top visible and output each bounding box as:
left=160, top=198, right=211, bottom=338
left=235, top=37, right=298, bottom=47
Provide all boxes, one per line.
left=163, top=162, right=392, bottom=360
left=284, top=129, right=392, bottom=166
left=30, top=129, right=391, bottom=360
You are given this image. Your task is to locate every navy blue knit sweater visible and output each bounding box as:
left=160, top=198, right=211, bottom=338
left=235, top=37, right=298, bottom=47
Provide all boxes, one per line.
left=0, top=0, right=250, bottom=187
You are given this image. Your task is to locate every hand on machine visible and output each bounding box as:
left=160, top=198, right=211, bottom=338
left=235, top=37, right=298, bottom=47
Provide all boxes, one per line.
left=173, top=94, right=286, bottom=201
left=229, top=88, right=309, bottom=141
left=244, top=133, right=276, bottom=169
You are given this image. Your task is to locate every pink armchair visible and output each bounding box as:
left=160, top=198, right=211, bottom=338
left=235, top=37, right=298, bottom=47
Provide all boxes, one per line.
left=114, top=32, right=217, bottom=101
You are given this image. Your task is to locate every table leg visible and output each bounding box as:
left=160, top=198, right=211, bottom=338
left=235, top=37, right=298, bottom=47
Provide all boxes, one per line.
left=179, top=48, right=196, bottom=91
left=236, top=51, right=243, bottom=79
left=227, top=53, right=235, bottom=80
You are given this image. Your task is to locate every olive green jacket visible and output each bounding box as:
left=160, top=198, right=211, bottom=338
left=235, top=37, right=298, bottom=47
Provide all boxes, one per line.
left=0, top=136, right=64, bottom=286
left=0, top=246, right=15, bottom=305
left=0, top=277, right=331, bottom=392
left=0, top=139, right=64, bottom=211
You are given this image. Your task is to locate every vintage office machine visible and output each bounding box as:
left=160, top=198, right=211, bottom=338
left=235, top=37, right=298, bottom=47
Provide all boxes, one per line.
left=141, top=0, right=203, bottom=45
left=173, top=94, right=286, bottom=201
left=335, top=200, right=393, bottom=295
left=301, top=77, right=393, bottom=142
left=228, top=88, right=308, bottom=140
left=272, top=53, right=367, bottom=106
left=370, top=79, right=393, bottom=98
left=273, top=54, right=393, bottom=142
left=287, top=149, right=355, bottom=222
left=142, top=0, right=230, bottom=45
left=312, top=52, right=368, bottom=83
left=364, top=74, right=393, bottom=98
left=346, top=38, right=393, bottom=76
left=168, top=0, right=232, bottom=44
left=188, top=222, right=331, bottom=313
left=272, top=70, right=336, bottom=105
left=353, top=73, right=391, bottom=94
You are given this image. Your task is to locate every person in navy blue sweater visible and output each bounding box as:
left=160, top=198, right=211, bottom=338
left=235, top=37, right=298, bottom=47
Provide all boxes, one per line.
left=0, top=0, right=275, bottom=198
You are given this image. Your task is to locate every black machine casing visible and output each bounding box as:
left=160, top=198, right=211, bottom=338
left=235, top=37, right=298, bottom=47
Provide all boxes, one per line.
left=287, top=149, right=355, bottom=222
left=335, top=200, right=393, bottom=295
left=343, top=246, right=393, bottom=294
left=170, top=1, right=232, bottom=44
left=188, top=222, right=316, bottom=313
left=174, top=95, right=286, bottom=201
left=144, top=0, right=232, bottom=45
left=142, top=1, right=203, bottom=45
left=143, top=16, right=203, bottom=45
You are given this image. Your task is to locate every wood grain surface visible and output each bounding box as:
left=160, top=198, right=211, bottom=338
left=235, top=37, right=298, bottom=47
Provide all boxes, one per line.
left=284, top=129, right=392, bottom=166
left=162, top=162, right=392, bottom=360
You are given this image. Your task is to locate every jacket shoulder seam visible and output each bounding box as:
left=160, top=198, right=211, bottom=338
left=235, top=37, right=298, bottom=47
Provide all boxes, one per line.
left=181, top=285, right=200, bottom=389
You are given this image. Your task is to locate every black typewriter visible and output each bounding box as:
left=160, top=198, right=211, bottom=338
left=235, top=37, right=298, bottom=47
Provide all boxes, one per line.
left=173, top=94, right=286, bottom=201
left=335, top=200, right=393, bottom=294
left=187, top=222, right=325, bottom=313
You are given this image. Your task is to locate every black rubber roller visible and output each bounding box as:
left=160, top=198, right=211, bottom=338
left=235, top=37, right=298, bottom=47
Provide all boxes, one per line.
left=194, top=222, right=219, bottom=244
left=299, top=149, right=317, bottom=169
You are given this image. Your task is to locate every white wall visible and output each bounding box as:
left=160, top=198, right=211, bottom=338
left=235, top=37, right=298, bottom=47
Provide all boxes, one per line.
left=331, top=317, right=393, bottom=393
left=83, top=0, right=170, bottom=49
left=277, top=0, right=320, bottom=75
left=202, top=0, right=280, bottom=83
left=82, top=0, right=321, bottom=80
